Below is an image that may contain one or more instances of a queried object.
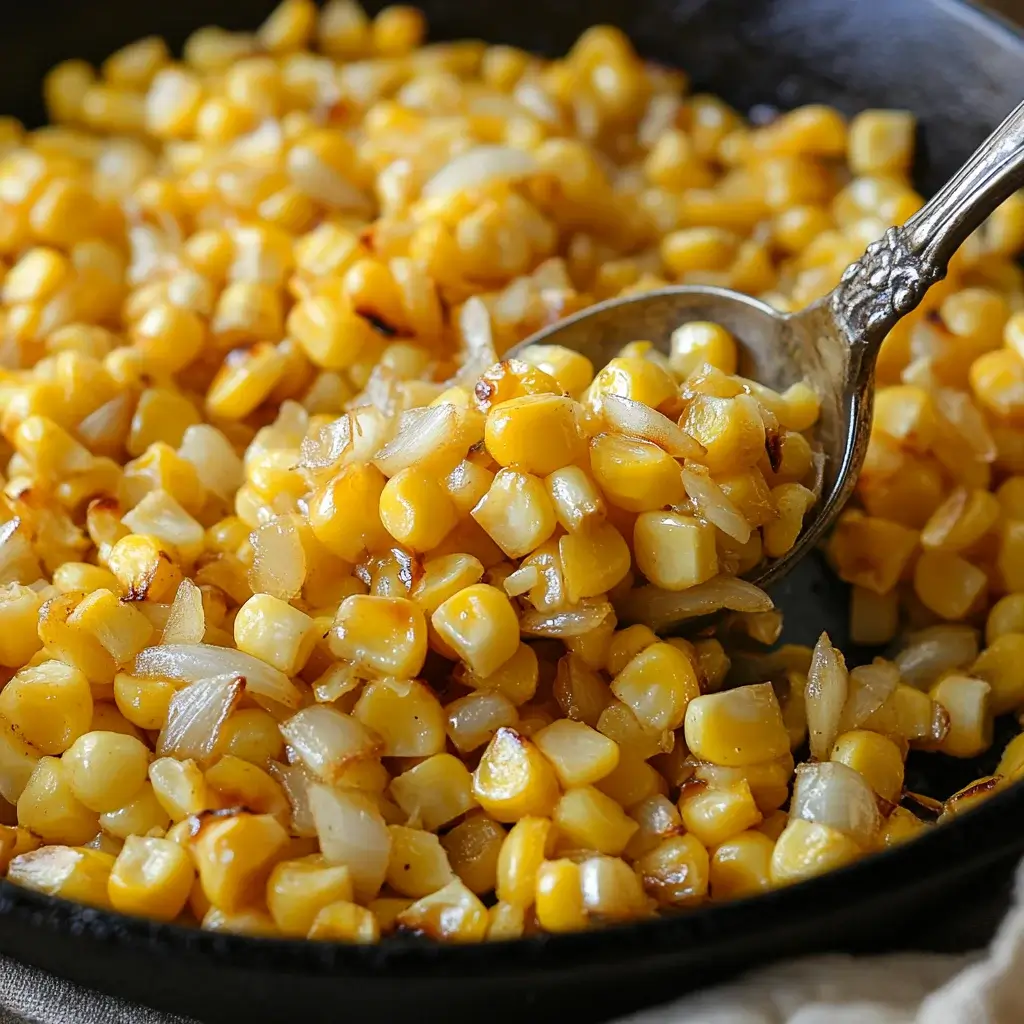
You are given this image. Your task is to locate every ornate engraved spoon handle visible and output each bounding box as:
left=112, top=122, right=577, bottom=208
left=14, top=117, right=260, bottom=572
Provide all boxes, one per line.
left=829, top=99, right=1024, bottom=350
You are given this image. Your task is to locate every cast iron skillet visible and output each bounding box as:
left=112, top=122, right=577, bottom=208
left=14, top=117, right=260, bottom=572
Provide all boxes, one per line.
left=1, top=1, right=1024, bottom=1021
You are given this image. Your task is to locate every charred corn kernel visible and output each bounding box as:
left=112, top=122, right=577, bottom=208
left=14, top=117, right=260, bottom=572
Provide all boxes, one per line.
left=849, top=110, right=915, bottom=175
left=669, top=321, right=738, bottom=377
left=684, top=683, right=789, bottom=767
left=612, top=642, right=700, bottom=733
left=879, top=806, right=928, bottom=847
left=828, top=512, right=919, bottom=594
left=107, top=534, right=183, bottom=603
left=0, top=585, right=43, bottom=667
left=770, top=819, right=862, bottom=886
left=484, top=395, right=584, bottom=477
left=553, top=786, right=638, bottom=856
left=986, top=593, right=1024, bottom=643
left=678, top=781, right=762, bottom=847
left=589, top=433, right=686, bottom=512
left=389, top=754, right=475, bottom=832
left=558, top=522, right=631, bottom=604
left=113, top=674, right=174, bottom=732
left=518, top=346, right=594, bottom=398
left=708, top=830, right=774, bottom=900
left=473, top=727, right=560, bottom=823
left=929, top=675, right=992, bottom=758
left=532, top=720, right=619, bottom=789
left=266, top=855, right=354, bottom=937
left=191, top=811, right=289, bottom=913
left=149, top=757, right=210, bottom=822
left=634, top=835, right=708, bottom=907
left=830, top=730, right=905, bottom=803
left=0, top=662, right=92, bottom=756
left=354, top=678, right=446, bottom=757
left=108, top=835, right=194, bottom=922
left=913, top=550, right=987, bottom=621
left=66, top=589, right=155, bottom=667
left=683, top=394, right=765, bottom=475
left=205, top=756, right=289, bottom=819
left=9, top=846, right=113, bottom=908
left=62, top=731, right=150, bottom=813
left=17, top=757, right=98, bottom=845
left=431, top=584, right=519, bottom=678
left=308, top=900, right=379, bottom=942
left=472, top=469, right=557, bottom=559
left=850, top=586, right=900, bottom=646
left=633, top=511, right=718, bottom=591
left=216, top=709, right=286, bottom=766
left=234, top=594, right=316, bottom=676
left=379, top=467, right=458, bottom=552
left=385, top=825, right=453, bottom=898
left=588, top=356, right=676, bottom=410
left=969, top=634, right=1024, bottom=715
left=331, top=595, right=426, bottom=679
left=441, top=816, right=505, bottom=895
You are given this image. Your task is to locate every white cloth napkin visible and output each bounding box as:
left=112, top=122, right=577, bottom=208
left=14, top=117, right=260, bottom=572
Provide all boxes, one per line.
left=4, top=861, right=1024, bottom=1024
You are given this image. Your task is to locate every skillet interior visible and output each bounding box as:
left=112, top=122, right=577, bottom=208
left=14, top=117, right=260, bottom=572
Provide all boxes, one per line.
left=0, top=1, right=1023, bottom=1021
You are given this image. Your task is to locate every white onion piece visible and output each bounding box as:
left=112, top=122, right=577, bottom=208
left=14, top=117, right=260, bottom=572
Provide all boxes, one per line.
left=287, top=144, right=373, bottom=213
left=806, top=632, right=848, bottom=760
left=838, top=660, right=900, bottom=733
left=503, top=565, right=540, bottom=598
left=249, top=516, right=306, bottom=601
left=309, top=783, right=391, bottom=901
left=178, top=424, right=245, bottom=500
left=895, top=625, right=979, bottom=689
left=279, top=706, right=381, bottom=784
left=600, top=395, right=705, bottom=460
left=681, top=467, right=752, bottom=543
left=76, top=393, right=134, bottom=456
left=422, top=145, right=537, bottom=201
left=454, top=297, right=499, bottom=387
left=520, top=598, right=613, bottom=637
left=267, top=760, right=317, bottom=838
left=790, top=761, right=881, bottom=846
left=445, top=691, right=518, bottom=752
left=161, top=579, right=205, bottom=646
left=0, top=518, right=42, bottom=586
left=614, top=578, right=771, bottom=632
left=298, top=414, right=353, bottom=473
left=134, top=644, right=303, bottom=709
left=157, top=673, right=243, bottom=760
left=372, top=403, right=465, bottom=477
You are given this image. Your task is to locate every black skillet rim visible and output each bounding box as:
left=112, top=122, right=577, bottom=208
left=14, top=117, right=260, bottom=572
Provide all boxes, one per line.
left=2, top=0, right=1023, bottom=985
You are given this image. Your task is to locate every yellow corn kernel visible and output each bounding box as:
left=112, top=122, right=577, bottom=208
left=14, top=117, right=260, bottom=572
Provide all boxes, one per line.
left=530, top=857, right=585, bottom=932
left=205, top=756, right=289, bottom=819
left=216, top=708, right=285, bottom=767
left=848, top=109, right=915, bottom=175
left=660, top=228, right=737, bottom=278
left=202, top=905, right=279, bottom=937
left=106, top=534, right=183, bottom=603
left=99, top=782, right=172, bottom=839
left=878, top=806, right=928, bottom=847
left=431, top=583, right=519, bottom=678
left=668, top=321, right=738, bottom=377
left=603, top=625, right=656, bottom=679
left=827, top=512, right=919, bottom=594
left=760, top=481, right=815, bottom=558
left=920, top=487, right=1000, bottom=553
left=9, top=846, right=113, bottom=908
left=635, top=834, right=708, bottom=908
left=542, top=466, right=603, bottom=534
left=287, top=298, right=379, bottom=371
left=830, top=730, right=905, bottom=803
left=62, top=730, right=150, bottom=813
left=682, top=393, right=765, bottom=475
left=353, top=678, right=445, bottom=757
left=206, top=343, right=288, bottom=421
left=410, top=554, right=485, bottom=615
left=308, top=901, right=380, bottom=942
left=495, top=816, right=551, bottom=908
left=131, top=303, right=205, bottom=374
left=444, top=460, right=495, bottom=517
left=45, top=59, right=96, bottom=123
left=986, top=593, right=1024, bottom=644
left=149, top=757, right=210, bottom=822
left=929, top=675, right=992, bottom=758
left=970, top=348, right=1024, bottom=422
left=532, top=720, right=619, bottom=789
left=191, top=811, right=289, bottom=913
left=998, top=520, right=1024, bottom=592
left=258, top=0, right=317, bottom=51
left=770, top=819, right=862, bottom=886
left=144, top=67, right=203, bottom=137
left=518, top=346, right=594, bottom=398
left=708, top=830, right=774, bottom=900
left=2, top=247, right=69, bottom=305
left=611, top=642, right=700, bottom=733
left=394, top=877, right=488, bottom=942
left=113, top=674, right=174, bottom=732
left=997, top=732, right=1024, bottom=778
left=913, top=550, right=987, bottom=621
left=484, top=395, right=584, bottom=477
left=460, top=642, right=539, bottom=708
left=441, top=816, right=506, bottom=895
left=589, top=433, right=686, bottom=512
left=379, top=467, right=458, bottom=552
left=473, top=727, right=560, bottom=823
left=308, top=463, right=390, bottom=562
left=0, top=584, right=43, bottom=667
left=557, top=522, right=631, bottom=605
left=588, top=356, right=676, bottom=411
left=108, top=835, right=194, bottom=922
left=66, top=589, right=155, bottom=667
left=472, top=468, right=557, bottom=559
left=684, top=683, right=789, bottom=767
left=969, top=634, right=1024, bottom=715
left=264, top=855, right=354, bottom=937
left=444, top=690, right=518, bottom=754
left=678, top=780, right=763, bottom=847
left=0, top=662, right=92, bottom=756
left=385, top=825, right=453, bottom=898
left=17, top=757, right=98, bottom=845
left=51, top=564, right=120, bottom=595
left=633, top=510, right=718, bottom=591
left=389, top=754, right=475, bottom=832
left=553, top=786, right=638, bottom=856
left=330, top=594, right=426, bottom=679
left=233, top=593, right=316, bottom=676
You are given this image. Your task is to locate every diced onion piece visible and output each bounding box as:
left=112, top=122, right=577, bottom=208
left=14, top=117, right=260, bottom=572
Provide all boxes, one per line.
left=161, top=579, right=205, bottom=646
left=0, top=518, right=42, bottom=586
left=157, top=673, right=243, bottom=760
left=308, top=783, right=391, bottom=901
left=298, top=414, right=353, bottom=473
left=267, top=760, right=317, bottom=838
left=279, top=706, right=381, bottom=784
left=894, top=625, right=979, bottom=689
left=372, top=403, right=471, bottom=478
left=681, top=466, right=751, bottom=543
left=614, top=578, right=772, bottom=632
left=134, top=644, right=303, bottom=710
left=503, top=565, right=539, bottom=598
left=838, top=660, right=900, bottom=733
left=806, top=632, right=848, bottom=760
left=249, top=517, right=306, bottom=601
left=287, top=144, right=372, bottom=213
left=178, top=424, right=245, bottom=500
left=600, top=395, right=705, bottom=460
left=520, top=598, right=613, bottom=637
left=790, top=761, right=881, bottom=846
left=422, top=145, right=538, bottom=201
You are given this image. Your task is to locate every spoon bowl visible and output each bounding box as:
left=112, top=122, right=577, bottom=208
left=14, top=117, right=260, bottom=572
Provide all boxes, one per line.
left=507, top=99, right=1024, bottom=599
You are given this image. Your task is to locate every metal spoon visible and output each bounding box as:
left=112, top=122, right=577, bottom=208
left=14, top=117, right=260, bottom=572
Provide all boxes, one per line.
left=507, top=100, right=1024, bottom=600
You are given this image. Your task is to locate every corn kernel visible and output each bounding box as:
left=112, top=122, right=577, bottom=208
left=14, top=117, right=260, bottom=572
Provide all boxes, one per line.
left=17, top=757, right=98, bottom=845
left=385, top=825, right=453, bottom=898
left=678, top=780, right=762, bottom=847
left=770, top=819, right=861, bottom=886
left=684, top=683, right=789, bottom=767
left=830, top=730, right=904, bottom=803
left=108, top=835, right=194, bottom=922
left=308, top=900, right=379, bottom=942
left=708, top=830, right=774, bottom=900
left=441, top=816, right=506, bottom=895
left=0, top=662, right=92, bottom=756
left=9, top=845, right=113, bottom=908
left=589, top=433, right=686, bottom=512
left=354, top=678, right=446, bottom=757
left=635, top=835, right=708, bottom=907
left=553, top=785, right=637, bottom=855
left=62, top=730, right=150, bottom=813
left=473, top=727, right=560, bottom=823
left=389, top=754, right=475, bottom=832
left=929, top=675, right=992, bottom=758
left=432, top=584, right=519, bottom=678
left=379, top=466, right=458, bottom=552
left=472, top=468, right=557, bottom=559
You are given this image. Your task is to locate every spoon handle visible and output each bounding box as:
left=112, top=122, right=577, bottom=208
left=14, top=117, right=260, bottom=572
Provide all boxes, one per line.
left=830, top=99, right=1024, bottom=349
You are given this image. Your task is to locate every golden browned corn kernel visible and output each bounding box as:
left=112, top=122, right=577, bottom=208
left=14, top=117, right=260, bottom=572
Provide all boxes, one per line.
left=17, top=757, right=98, bottom=845
left=432, top=584, right=520, bottom=678
left=635, top=835, right=708, bottom=908
left=828, top=512, right=919, bottom=594
left=473, top=727, right=560, bottom=823
left=441, top=816, right=506, bottom=895
left=331, top=594, right=427, bottom=679
left=830, top=730, right=905, bottom=803
left=684, top=683, right=790, bottom=767
left=770, top=819, right=862, bottom=886
left=678, top=780, right=763, bottom=847
left=308, top=900, right=380, bottom=942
